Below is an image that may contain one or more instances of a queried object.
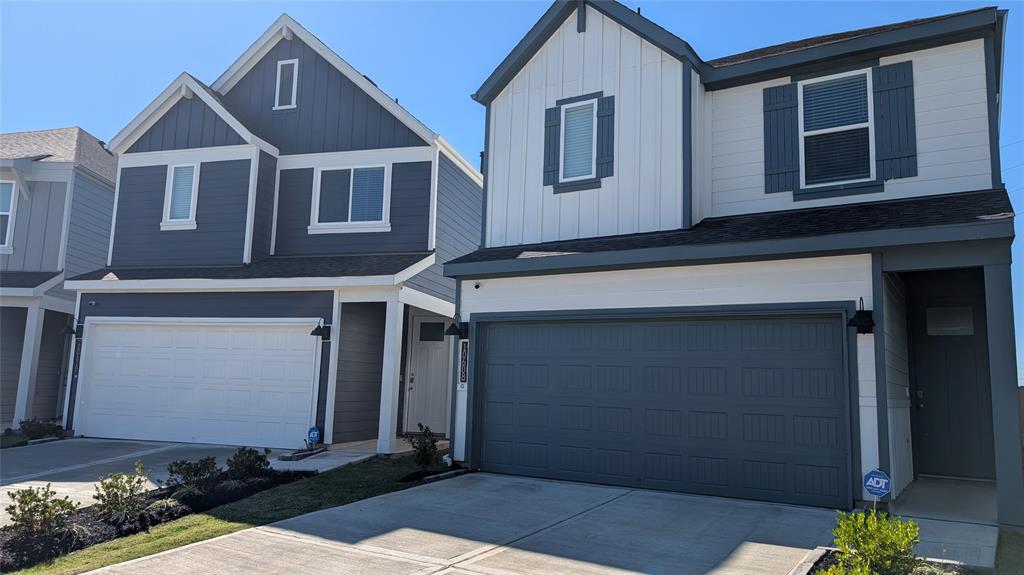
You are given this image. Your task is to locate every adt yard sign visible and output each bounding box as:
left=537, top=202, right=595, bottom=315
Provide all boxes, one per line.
left=864, top=469, right=892, bottom=498
left=307, top=426, right=321, bottom=445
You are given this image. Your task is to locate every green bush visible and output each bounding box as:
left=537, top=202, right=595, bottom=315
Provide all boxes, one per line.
left=5, top=484, right=79, bottom=538
left=822, top=509, right=920, bottom=575
left=227, top=447, right=272, bottom=479
left=17, top=419, right=64, bottom=440
left=166, top=456, right=221, bottom=492
left=93, top=460, right=150, bottom=527
left=410, top=423, right=439, bottom=469
left=142, top=498, right=190, bottom=524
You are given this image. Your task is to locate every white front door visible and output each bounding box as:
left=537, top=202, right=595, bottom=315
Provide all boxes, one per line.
left=76, top=320, right=320, bottom=449
left=404, top=315, right=451, bottom=435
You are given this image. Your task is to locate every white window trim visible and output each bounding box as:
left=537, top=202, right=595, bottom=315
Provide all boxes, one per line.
left=0, top=179, right=18, bottom=254
left=273, top=58, right=299, bottom=110
left=308, top=163, right=391, bottom=234
left=797, top=69, right=875, bottom=189
left=558, top=98, right=599, bottom=183
left=161, top=163, right=200, bottom=231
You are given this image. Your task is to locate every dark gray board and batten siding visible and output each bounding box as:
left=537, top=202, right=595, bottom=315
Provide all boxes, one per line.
left=111, top=160, right=250, bottom=267
left=127, top=97, right=245, bottom=153
left=0, top=181, right=67, bottom=273
left=333, top=302, right=386, bottom=443
left=68, top=291, right=334, bottom=432
left=274, top=161, right=431, bottom=256
left=220, top=36, right=427, bottom=155
left=0, top=306, right=27, bottom=427
left=406, top=153, right=482, bottom=304
left=251, top=152, right=277, bottom=260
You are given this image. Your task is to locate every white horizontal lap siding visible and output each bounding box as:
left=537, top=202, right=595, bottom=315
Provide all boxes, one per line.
left=486, top=5, right=683, bottom=248
left=706, top=40, right=991, bottom=218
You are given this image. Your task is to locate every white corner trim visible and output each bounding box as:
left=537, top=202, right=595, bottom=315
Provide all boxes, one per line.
left=270, top=167, right=281, bottom=255
left=273, top=58, right=299, bottom=110
left=243, top=147, right=260, bottom=263
left=428, top=143, right=439, bottom=251
left=435, top=136, right=483, bottom=187
left=106, top=162, right=122, bottom=266
left=393, top=253, right=436, bottom=285
left=323, top=289, right=342, bottom=443
left=61, top=292, right=82, bottom=429
left=107, top=73, right=279, bottom=156
left=57, top=170, right=76, bottom=270
left=161, top=163, right=201, bottom=229
left=398, top=286, right=455, bottom=318
left=211, top=14, right=437, bottom=145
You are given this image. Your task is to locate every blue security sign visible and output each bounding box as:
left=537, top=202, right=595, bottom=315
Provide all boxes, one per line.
left=307, top=426, right=321, bottom=445
left=863, top=468, right=892, bottom=498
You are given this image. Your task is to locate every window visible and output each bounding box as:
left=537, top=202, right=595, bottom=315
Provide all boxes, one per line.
left=798, top=71, right=874, bottom=188
left=559, top=98, right=597, bottom=182
left=274, top=59, right=299, bottom=110
left=161, top=164, right=199, bottom=230
left=0, top=180, right=16, bottom=251
left=309, top=165, right=390, bottom=233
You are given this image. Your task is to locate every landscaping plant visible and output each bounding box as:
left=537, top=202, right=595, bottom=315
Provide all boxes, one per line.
left=227, top=447, right=272, bottom=479
left=5, top=484, right=79, bottom=539
left=93, top=460, right=151, bottom=529
left=410, top=423, right=439, bottom=469
left=166, top=456, right=222, bottom=495
left=16, top=419, right=64, bottom=440
left=823, top=509, right=920, bottom=575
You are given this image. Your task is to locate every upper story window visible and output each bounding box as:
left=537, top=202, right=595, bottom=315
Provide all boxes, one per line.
left=560, top=99, right=597, bottom=182
left=274, top=59, right=299, bottom=110
left=161, top=164, right=199, bottom=231
left=798, top=71, right=874, bottom=188
left=0, top=180, right=16, bottom=251
left=309, top=165, right=390, bottom=234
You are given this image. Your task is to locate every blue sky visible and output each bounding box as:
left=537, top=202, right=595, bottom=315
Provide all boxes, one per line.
left=2, top=1, right=1023, bottom=368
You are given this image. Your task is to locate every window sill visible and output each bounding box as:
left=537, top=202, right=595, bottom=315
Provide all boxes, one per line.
left=272, top=105, right=297, bottom=111
left=307, top=222, right=391, bottom=235
left=160, top=221, right=198, bottom=231
left=0, top=246, right=12, bottom=255
left=552, top=178, right=602, bottom=194
left=793, top=179, right=883, bottom=201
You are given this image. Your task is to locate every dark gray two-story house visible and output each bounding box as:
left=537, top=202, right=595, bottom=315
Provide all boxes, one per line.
left=1, top=127, right=116, bottom=431
left=445, top=1, right=1023, bottom=529
left=63, top=15, right=482, bottom=453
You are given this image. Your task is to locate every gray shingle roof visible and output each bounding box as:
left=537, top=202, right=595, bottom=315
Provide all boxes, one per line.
left=0, top=270, right=62, bottom=289
left=448, top=189, right=1013, bottom=266
left=0, top=127, right=117, bottom=184
left=69, top=252, right=433, bottom=282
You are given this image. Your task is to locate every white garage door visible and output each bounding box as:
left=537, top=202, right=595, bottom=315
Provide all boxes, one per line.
left=77, top=320, right=320, bottom=449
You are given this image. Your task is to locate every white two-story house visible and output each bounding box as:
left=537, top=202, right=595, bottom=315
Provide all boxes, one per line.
left=445, top=1, right=1022, bottom=528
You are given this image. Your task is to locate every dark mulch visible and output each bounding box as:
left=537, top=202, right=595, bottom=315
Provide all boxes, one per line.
left=0, top=469, right=315, bottom=572
left=810, top=549, right=972, bottom=574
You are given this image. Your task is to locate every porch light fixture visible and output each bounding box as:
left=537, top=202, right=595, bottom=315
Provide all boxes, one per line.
left=445, top=322, right=468, bottom=339
left=847, top=297, right=875, bottom=334
left=309, top=322, right=331, bottom=340
left=62, top=322, right=82, bottom=337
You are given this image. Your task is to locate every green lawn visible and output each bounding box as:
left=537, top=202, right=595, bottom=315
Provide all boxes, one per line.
left=995, top=529, right=1024, bottom=575
left=17, top=455, right=424, bottom=575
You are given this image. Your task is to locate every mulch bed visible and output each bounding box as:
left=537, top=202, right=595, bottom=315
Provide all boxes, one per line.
left=810, top=549, right=971, bottom=574
left=0, top=469, right=315, bottom=572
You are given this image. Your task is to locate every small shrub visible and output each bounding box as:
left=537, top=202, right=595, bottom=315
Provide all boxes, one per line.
left=5, top=484, right=79, bottom=538
left=170, top=484, right=204, bottom=503
left=142, top=498, right=190, bottom=524
left=93, top=460, right=150, bottom=528
left=410, top=423, right=438, bottom=469
left=213, top=478, right=248, bottom=496
left=227, top=447, right=272, bottom=479
left=17, top=419, right=64, bottom=440
left=166, top=456, right=221, bottom=490
left=822, top=509, right=920, bottom=575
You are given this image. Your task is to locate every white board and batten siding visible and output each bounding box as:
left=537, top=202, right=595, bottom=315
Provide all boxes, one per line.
left=698, top=39, right=992, bottom=221
left=486, top=5, right=684, bottom=248
left=455, top=253, right=883, bottom=497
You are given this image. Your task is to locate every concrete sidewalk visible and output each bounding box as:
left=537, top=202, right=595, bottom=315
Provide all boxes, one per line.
left=89, top=473, right=839, bottom=575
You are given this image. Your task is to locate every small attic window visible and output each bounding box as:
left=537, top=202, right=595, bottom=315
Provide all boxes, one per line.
left=274, top=59, right=298, bottom=110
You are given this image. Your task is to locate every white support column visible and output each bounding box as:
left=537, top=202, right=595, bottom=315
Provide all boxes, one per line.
left=12, top=305, right=45, bottom=426
left=376, top=297, right=405, bottom=454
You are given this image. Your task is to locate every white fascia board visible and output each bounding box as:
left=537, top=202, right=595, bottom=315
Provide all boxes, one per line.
left=118, top=145, right=257, bottom=168
left=211, top=14, right=437, bottom=145
left=435, top=136, right=483, bottom=187
left=0, top=290, right=36, bottom=299
left=108, top=73, right=278, bottom=156
left=393, top=253, right=436, bottom=284
left=276, top=145, right=433, bottom=170
left=64, top=275, right=399, bottom=293
left=398, top=286, right=455, bottom=318
left=83, top=316, right=322, bottom=327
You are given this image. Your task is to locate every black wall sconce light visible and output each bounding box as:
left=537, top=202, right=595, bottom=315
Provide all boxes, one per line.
left=445, top=322, right=469, bottom=339
left=62, top=321, right=83, bottom=338
left=847, top=297, right=875, bottom=334
left=309, top=321, right=331, bottom=340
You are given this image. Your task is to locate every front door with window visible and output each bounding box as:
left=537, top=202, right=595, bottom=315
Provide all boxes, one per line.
left=404, top=315, right=451, bottom=435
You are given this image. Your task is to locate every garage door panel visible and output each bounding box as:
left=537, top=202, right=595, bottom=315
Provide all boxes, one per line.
left=477, top=315, right=852, bottom=509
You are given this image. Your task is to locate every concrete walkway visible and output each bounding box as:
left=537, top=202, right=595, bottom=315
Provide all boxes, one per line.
left=90, top=473, right=839, bottom=575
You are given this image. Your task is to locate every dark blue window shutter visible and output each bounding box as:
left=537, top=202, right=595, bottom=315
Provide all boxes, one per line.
left=763, top=83, right=799, bottom=193
left=873, top=62, right=918, bottom=180
left=543, top=107, right=561, bottom=186
left=596, top=96, right=615, bottom=178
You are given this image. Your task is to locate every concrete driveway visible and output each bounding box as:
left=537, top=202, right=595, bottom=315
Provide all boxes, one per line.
left=92, top=473, right=837, bottom=575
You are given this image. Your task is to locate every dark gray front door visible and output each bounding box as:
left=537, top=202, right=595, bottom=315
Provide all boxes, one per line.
left=475, top=314, right=852, bottom=509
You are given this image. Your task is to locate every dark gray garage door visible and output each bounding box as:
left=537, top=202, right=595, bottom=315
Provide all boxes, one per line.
left=475, top=314, right=852, bottom=509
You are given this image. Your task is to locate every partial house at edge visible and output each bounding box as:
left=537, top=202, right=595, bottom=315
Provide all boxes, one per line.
left=444, top=1, right=1024, bottom=528
left=0, top=127, right=117, bottom=430
left=62, top=15, right=483, bottom=455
